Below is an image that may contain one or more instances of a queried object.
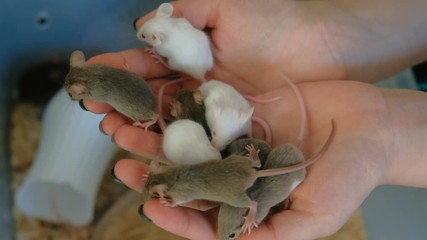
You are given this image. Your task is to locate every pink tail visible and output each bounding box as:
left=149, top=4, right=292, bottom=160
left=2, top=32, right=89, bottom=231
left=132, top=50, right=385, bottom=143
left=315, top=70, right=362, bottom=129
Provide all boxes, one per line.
left=251, top=116, right=272, bottom=144
left=245, top=95, right=281, bottom=104
left=255, top=120, right=335, bottom=178
left=281, top=73, right=307, bottom=145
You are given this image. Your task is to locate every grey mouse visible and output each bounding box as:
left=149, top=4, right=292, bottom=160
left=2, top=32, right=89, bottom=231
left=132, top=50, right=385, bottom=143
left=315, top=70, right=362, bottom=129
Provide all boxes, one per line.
left=144, top=120, right=335, bottom=234
left=224, top=138, right=272, bottom=167
left=218, top=144, right=305, bottom=240
left=64, top=50, right=158, bottom=130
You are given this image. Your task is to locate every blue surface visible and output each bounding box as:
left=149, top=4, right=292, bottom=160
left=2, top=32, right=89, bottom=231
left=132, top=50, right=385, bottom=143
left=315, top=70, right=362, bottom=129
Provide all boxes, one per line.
left=0, top=0, right=165, bottom=239
left=361, top=186, right=427, bottom=240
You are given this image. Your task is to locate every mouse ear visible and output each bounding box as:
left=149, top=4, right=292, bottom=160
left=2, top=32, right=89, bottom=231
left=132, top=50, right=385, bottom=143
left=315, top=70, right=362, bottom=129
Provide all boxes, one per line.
left=70, top=50, right=86, bottom=68
left=170, top=100, right=182, bottom=118
left=150, top=184, right=169, bottom=198
left=156, top=3, right=174, bottom=18
left=150, top=32, right=164, bottom=46
left=69, top=82, right=86, bottom=95
left=193, top=90, right=204, bottom=105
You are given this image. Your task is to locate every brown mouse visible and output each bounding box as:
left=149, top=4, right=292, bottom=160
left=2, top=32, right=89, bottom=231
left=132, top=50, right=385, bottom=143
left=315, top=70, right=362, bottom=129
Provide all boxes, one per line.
left=64, top=50, right=158, bottom=130
left=144, top=120, right=335, bottom=234
left=170, top=88, right=210, bottom=136
left=218, top=143, right=305, bottom=240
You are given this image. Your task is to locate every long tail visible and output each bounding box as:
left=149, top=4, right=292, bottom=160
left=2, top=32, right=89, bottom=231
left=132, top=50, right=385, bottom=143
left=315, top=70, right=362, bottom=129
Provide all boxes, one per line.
left=245, top=95, right=281, bottom=104
left=255, top=120, right=335, bottom=178
left=251, top=116, right=272, bottom=144
left=282, top=73, right=307, bottom=145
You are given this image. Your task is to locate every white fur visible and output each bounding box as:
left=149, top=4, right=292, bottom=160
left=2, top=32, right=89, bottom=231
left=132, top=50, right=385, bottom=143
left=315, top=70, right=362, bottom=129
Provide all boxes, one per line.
left=136, top=3, right=213, bottom=80
left=200, top=80, right=254, bottom=151
left=162, top=120, right=221, bottom=165
left=289, top=178, right=303, bottom=192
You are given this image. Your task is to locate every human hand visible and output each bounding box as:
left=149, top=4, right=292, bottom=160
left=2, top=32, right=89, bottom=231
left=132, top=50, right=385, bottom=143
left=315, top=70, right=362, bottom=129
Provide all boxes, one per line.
left=81, top=0, right=427, bottom=239
left=84, top=47, right=427, bottom=239
left=135, top=0, right=427, bottom=86
left=89, top=70, right=395, bottom=239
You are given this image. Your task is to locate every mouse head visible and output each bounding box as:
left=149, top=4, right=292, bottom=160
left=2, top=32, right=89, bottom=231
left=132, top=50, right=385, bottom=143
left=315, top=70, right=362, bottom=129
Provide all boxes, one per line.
left=64, top=50, right=90, bottom=100
left=218, top=205, right=246, bottom=240
left=208, top=107, right=254, bottom=151
left=136, top=3, right=174, bottom=46
left=171, top=89, right=204, bottom=118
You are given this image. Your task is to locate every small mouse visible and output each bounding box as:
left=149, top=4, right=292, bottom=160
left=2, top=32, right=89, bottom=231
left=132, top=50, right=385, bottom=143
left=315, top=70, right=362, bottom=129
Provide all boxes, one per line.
left=223, top=138, right=271, bottom=167
left=145, top=120, right=335, bottom=234
left=170, top=88, right=210, bottom=136
left=199, top=80, right=255, bottom=151
left=162, top=119, right=221, bottom=165
left=64, top=50, right=158, bottom=130
left=136, top=3, right=213, bottom=81
left=218, top=144, right=306, bottom=240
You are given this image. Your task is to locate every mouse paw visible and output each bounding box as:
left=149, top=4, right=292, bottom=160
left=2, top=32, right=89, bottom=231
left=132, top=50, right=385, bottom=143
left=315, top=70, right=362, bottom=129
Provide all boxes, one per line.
left=245, top=144, right=261, bottom=168
left=241, top=216, right=258, bottom=235
left=159, top=198, right=176, bottom=207
left=241, top=201, right=258, bottom=234
left=141, top=173, right=149, bottom=182
left=133, top=119, right=158, bottom=131
left=144, top=47, right=169, bottom=67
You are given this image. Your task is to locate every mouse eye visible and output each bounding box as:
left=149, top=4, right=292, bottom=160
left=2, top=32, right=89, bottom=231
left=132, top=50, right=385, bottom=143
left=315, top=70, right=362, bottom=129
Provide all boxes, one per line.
left=140, top=33, right=146, bottom=39
left=228, top=233, right=236, bottom=239
left=212, top=130, right=216, bottom=136
left=67, top=92, right=72, bottom=98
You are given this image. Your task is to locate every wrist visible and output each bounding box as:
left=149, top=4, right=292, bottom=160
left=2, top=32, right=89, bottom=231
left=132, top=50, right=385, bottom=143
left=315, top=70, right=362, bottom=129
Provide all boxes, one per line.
left=308, top=0, right=427, bottom=82
left=380, top=88, right=427, bottom=187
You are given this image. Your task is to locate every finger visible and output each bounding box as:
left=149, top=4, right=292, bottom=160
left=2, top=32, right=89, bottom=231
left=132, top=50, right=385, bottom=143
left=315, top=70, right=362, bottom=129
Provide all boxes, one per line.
left=180, top=200, right=219, bottom=211
left=100, top=111, right=132, bottom=136
left=87, top=48, right=172, bottom=78
left=143, top=199, right=218, bottom=240
left=112, top=124, right=163, bottom=157
left=114, top=159, right=149, bottom=192
left=135, top=0, right=217, bottom=30
left=254, top=210, right=339, bottom=240
left=81, top=100, right=113, bottom=114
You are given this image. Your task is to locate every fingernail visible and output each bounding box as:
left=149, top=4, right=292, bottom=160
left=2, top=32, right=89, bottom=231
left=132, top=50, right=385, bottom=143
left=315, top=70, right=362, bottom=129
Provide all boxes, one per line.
left=111, top=132, right=117, bottom=145
left=79, top=100, right=88, bottom=111
left=138, top=204, right=152, bottom=222
left=110, top=166, right=123, bottom=184
left=133, top=17, right=140, bottom=30
left=99, top=121, right=107, bottom=135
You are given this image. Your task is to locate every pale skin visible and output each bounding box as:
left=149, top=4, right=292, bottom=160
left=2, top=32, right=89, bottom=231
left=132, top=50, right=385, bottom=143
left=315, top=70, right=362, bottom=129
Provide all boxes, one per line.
left=83, top=0, right=427, bottom=239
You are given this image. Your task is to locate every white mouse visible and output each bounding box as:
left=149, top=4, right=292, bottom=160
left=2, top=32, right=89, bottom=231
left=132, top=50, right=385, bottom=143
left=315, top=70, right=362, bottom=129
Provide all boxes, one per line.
left=136, top=3, right=213, bottom=81
left=199, top=80, right=254, bottom=151
left=162, top=119, right=221, bottom=165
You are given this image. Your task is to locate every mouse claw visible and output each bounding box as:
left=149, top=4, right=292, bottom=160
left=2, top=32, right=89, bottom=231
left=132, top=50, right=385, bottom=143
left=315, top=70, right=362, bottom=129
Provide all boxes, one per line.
left=241, top=216, right=258, bottom=235
left=241, top=220, right=257, bottom=235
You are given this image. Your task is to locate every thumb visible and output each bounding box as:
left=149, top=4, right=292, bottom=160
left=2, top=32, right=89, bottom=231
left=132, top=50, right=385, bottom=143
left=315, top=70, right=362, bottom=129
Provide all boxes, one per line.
left=135, top=0, right=218, bottom=30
